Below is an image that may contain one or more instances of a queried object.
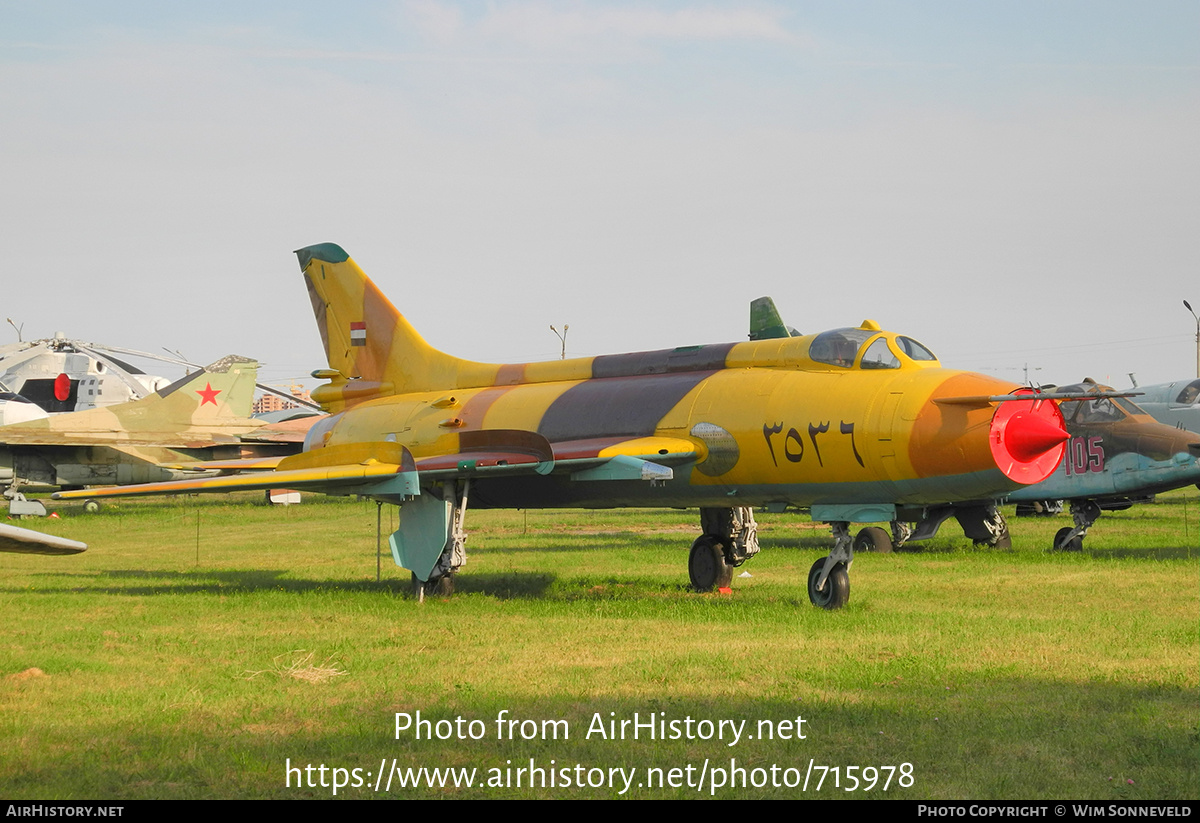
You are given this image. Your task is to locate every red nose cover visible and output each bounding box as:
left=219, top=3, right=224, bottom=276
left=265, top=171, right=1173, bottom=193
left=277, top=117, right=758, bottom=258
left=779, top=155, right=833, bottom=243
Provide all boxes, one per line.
left=54, top=373, right=70, bottom=402
left=989, top=391, right=1069, bottom=484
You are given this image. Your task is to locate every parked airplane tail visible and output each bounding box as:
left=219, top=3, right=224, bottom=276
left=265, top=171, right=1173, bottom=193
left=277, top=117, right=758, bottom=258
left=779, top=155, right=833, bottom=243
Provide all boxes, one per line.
left=297, top=243, right=494, bottom=412
left=138, top=355, right=259, bottom=427
left=748, top=296, right=800, bottom=340
left=0, top=356, right=260, bottom=450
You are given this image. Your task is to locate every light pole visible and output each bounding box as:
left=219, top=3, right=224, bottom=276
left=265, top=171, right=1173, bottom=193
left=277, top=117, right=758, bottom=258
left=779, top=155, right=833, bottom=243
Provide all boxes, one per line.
left=1185, top=301, right=1200, bottom=378
left=550, top=324, right=569, bottom=360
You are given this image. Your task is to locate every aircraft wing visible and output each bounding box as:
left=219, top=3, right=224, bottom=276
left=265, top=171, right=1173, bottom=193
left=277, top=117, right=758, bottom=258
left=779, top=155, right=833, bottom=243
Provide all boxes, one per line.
left=0, top=429, right=248, bottom=448
left=158, top=456, right=288, bottom=472
left=0, top=523, right=87, bottom=555
left=55, top=441, right=421, bottom=499
left=54, top=431, right=698, bottom=501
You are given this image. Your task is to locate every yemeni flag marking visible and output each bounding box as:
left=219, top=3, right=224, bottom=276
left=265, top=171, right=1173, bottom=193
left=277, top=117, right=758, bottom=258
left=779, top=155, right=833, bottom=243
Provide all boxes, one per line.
left=350, top=321, right=367, bottom=347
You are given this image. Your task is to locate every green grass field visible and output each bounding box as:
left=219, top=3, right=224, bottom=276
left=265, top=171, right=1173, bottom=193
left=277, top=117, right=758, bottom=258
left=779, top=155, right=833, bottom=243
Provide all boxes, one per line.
left=1, top=492, right=1197, bottom=799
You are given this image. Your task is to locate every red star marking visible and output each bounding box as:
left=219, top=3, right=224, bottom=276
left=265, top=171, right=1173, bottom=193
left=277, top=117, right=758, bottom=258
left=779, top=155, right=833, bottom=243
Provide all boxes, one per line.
left=196, top=383, right=221, bottom=406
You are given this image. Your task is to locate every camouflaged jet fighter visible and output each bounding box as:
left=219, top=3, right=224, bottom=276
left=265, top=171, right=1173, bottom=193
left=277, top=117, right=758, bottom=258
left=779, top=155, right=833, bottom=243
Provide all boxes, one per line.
left=56, top=243, right=1073, bottom=609
left=1007, top=380, right=1200, bottom=552
left=863, top=380, right=1200, bottom=554
left=0, top=356, right=297, bottom=511
left=747, top=299, right=1200, bottom=554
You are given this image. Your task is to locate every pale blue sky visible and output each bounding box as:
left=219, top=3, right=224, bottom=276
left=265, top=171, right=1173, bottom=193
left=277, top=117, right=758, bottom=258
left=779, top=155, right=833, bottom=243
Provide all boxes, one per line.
left=3, top=1, right=1198, bottom=388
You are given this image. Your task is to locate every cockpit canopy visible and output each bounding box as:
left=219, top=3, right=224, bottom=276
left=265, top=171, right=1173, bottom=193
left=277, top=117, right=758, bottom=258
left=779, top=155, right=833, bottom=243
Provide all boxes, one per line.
left=1053, top=380, right=1146, bottom=425
left=1172, top=378, right=1200, bottom=407
left=808, top=326, right=938, bottom=370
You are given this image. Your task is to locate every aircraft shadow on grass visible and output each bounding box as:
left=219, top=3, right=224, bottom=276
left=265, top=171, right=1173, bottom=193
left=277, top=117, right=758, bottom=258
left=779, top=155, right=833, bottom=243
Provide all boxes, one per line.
left=9, top=568, right=559, bottom=599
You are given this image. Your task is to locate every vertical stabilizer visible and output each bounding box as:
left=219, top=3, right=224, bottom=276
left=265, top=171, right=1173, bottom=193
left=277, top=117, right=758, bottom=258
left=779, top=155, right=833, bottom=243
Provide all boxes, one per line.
left=147, top=355, right=260, bottom=427
left=749, top=296, right=800, bottom=341
left=297, top=244, right=493, bottom=412
left=0, top=356, right=261, bottom=444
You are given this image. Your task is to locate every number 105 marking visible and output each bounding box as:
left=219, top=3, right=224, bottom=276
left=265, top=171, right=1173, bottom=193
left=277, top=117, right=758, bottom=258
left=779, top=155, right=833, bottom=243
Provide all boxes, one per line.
left=1064, top=435, right=1104, bottom=475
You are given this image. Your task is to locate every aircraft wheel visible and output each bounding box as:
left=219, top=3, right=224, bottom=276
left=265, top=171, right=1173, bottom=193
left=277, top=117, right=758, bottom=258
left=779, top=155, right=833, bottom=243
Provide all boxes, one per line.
left=412, top=572, right=455, bottom=601
left=853, top=526, right=892, bottom=553
left=1052, top=527, right=1083, bottom=552
left=973, top=533, right=1012, bottom=550
left=807, top=558, right=850, bottom=610
left=83, top=499, right=100, bottom=514
left=688, top=535, right=732, bottom=591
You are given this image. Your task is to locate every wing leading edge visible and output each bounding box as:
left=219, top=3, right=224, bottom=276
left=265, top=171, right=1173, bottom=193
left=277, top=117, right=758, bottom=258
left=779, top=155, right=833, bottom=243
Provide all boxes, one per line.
left=52, top=431, right=694, bottom=501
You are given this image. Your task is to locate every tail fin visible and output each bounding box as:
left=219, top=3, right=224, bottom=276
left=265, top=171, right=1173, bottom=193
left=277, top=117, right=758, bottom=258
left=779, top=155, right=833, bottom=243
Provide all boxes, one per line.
left=147, top=354, right=259, bottom=423
left=748, top=296, right=800, bottom=341
left=4, top=356, right=261, bottom=446
left=297, top=243, right=493, bottom=412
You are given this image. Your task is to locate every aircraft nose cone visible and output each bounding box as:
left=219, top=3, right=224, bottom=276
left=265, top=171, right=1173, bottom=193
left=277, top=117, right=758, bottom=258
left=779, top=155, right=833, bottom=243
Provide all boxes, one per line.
left=989, top=393, right=1069, bottom=484
left=1004, top=411, right=1071, bottom=461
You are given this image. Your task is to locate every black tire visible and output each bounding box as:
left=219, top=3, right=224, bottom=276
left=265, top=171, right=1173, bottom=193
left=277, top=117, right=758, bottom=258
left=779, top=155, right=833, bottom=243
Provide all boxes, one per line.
left=412, top=572, right=455, bottom=600
left=973, top=533, right=1012, bottom=550
left=688, top=535, right=733, bottom=591
left=807, top=558, right=850, bottom=610
left=82, top=499, right=100, bottom=514
left=853, top=526, right=892, bottom=553
left=1053, top=527, right=1083, bottom=552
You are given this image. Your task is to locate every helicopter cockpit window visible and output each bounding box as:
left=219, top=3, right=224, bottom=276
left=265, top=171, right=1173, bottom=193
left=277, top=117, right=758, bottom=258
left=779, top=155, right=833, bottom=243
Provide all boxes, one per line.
left=1173, top=379, right=1200, bottom=406
left=860, top=338, right=900, bottom=369
left=809, top=328, right=875, bottom=368
left=896, top=336, right=937, bottom=361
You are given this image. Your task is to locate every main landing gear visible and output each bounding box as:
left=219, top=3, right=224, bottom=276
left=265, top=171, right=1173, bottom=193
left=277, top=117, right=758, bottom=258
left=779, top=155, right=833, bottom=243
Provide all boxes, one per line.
left=850, top=505, right=1010, bottom=556
left=852, top=521, right=912, bottom=553
left=686, top=510, right=854, bottom=609
left=688, top=507, right=760, bottom=591
left=955, top=504, right=1012, bottom=549
left=412, top=480, right=470, bottom=603
left=809, top=522, right=853, bottom=610
left=1052, top=500, right=1101, bottom=552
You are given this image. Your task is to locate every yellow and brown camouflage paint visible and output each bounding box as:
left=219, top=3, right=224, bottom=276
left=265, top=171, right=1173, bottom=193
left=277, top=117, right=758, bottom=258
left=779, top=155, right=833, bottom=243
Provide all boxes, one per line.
left=292, top=243, right=1063, bottom=509
left=57, top=245, right=1068, bottom=513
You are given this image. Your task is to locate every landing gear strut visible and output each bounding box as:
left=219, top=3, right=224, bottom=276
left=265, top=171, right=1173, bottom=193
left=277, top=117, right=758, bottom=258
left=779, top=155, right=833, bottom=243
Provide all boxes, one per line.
left=809, top=521, right=853, bottom=610
left=1052, top=500, right=1100, bottom=552
left=414, top=480, right=470, bottom=603
left=688, top=507, right=760, bottom=591
left=956, top=504, right=1012, bottom=549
